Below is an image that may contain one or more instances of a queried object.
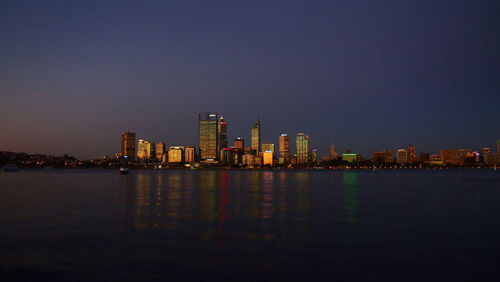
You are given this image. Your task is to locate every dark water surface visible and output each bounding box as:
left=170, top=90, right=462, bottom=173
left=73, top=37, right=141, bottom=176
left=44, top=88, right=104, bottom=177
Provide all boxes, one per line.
left=1, top=169, right=499, bottom=281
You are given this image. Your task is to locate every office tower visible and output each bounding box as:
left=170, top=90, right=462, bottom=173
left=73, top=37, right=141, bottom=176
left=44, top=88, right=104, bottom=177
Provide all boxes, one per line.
left=185, top=146, right=195, bottom=163
left=121, top=131, right=136, bottom=160
left=397, top=149, right=408, bottom=164
left=329, top=142, right=338, bottom=160
left=155, top=142, right=165, bottom=160
left=251, top=120, right=260, bottom=155
left=261, top=142, right=274, bottom=154
left=168, top=146, right=184, bottom=163
left=311, top=149, right=317, bottom=163
left=218, top=116, right=228, bottom=157
left=234, top=137, right=244, bottom=150
left=199, top=112, right=218, bottom=162
left=137, top=139, right=155, bottom=160
left=279, top=134, right=290, bottom=165
left=407, top=145, right=416, bottom=163
left=296, top=133, right=310, bottom=164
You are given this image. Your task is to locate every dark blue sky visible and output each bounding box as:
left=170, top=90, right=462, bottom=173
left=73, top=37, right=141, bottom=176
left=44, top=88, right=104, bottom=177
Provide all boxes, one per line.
left=1, top=0, right=499, bottom=159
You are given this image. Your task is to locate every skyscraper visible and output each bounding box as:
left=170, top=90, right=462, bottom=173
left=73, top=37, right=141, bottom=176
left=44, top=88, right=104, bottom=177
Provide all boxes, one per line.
left=155, top=142, right=165, bottom=160
left=407, top=145, right=416, bottom=163
left=218, top=116, right=228, bottom=159
left=296, top=133, right=310, bottom=164
left=185, top=146, right=195, bottom=163
left=137, top=139, right=154, bottom=160
left=261, top=142, right=274, bottom=154
left=121, top=131, right=136, bottom=160
left=279, top=134, right=290, bottom=165
left=234, top=137, right=244, bottom=150
left=251, top=120, right=260, bottom=155
left=199, top=112, right=218, bottom=162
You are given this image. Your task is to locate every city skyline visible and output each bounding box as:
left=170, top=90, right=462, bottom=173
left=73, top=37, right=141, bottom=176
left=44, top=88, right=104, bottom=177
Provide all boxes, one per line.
left=1, top=1, right=499, bottom=159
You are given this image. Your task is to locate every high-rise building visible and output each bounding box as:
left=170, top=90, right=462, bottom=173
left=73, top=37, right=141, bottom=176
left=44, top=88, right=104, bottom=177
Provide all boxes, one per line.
left=137, top=139, right=155, bottom=160
left=234, top=137, right=244, bottom=150
left=279, top=134, right=290, bottom=165
left=217, top=116, right=227, bottom=159
left=261, top=142, right=274, bottom=154
left=251, top=120, right=260, bottom=155
left=155, top=142, right=165, bottom=160
left=168, top=146, right=184, bottom=163
left=329, top=142, right=338, bottom=160
left=185, top=146, right=195, bottom=163
left=199, top=112, right=218, bottom=162
left=407, top=145, right=416, bottom=163
left=121, top=131, right=136, bottom=160
left=397, top=149, right=408, bottom=164
left=296, top=133, right=310, bottom=164
left=311, top=149, right=317, bottom=163
left=263, top=151, right=273, bottom=166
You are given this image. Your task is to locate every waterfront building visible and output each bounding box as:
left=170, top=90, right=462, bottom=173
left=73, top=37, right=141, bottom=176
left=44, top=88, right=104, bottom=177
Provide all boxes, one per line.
left=137, top=139, right=155, bottom=160
left=397, top=149, right=408, bottom=164
left=234, top=137, right=244, bottom=150
left=407, top=145, right=416, bottom=163
left=329, top=142, right=338, bottom=160
left=261, top=142, right=274, bottom=154
left=263, top=151, right=273, bottom=166
left=121, top=131, right=136, bottom=160
left=279, top=134, right=290, bottom=165
left=155, top=142, right=165, bottom=160
left=373, top=150, right=393, bottom=163
left=342, top=153, right=357, bottom=163
left=440, top=149, right=457, bottom=164
left=199, top=112, right=218, bottom=162
left=251, top=120, right=261, bottom=155
left=221, top=148, right=234, bottom=164
left=185, top=146, right=195, bottom=163
left=242, top=153, right=255, bottom=167
left=217, top=116, right=227, bottom=160
left=420, top=152, right=430, bottom=162
left=291, top=155, right=297, bottom=165
left=311, top=149, right=317, bottom=163
left=296, top=133, right=310, bottom=164
left=168, top=146, right=184, bottom=163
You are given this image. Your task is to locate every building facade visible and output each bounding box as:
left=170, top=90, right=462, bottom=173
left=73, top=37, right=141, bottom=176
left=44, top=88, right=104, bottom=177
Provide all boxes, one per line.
left=137, top=139, right=154, bottom=160
left=279, top=134, right=290, bottom=165
left=168, top=146, right=184, bottom=163
left=407, top=145, right=416, bottom=163
left=251, top=120, right=260, bottom=155
left=121, top=131, right=136, bottom=160
left=199, top=112, right=218, bottom=162
left=397, top=149, right=408, bottom=164
left=296, top=133, right=310, bottom=164
left=217, top=116, right=227, bottom=160
left=155, top=142, right=165, bottom=160
left=185, top=146, right=195, bottom=163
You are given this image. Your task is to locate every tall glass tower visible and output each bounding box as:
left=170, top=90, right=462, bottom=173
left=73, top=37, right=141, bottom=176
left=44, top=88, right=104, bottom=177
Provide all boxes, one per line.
left=218, top=116, right=228, bottom=160
left=251, top=120, right=260, bottom=155
left=199, top=112, right=218, bottom=162
left=296, top=133, right=310, bottom=164
left=121, top=131, right=136, bottom=160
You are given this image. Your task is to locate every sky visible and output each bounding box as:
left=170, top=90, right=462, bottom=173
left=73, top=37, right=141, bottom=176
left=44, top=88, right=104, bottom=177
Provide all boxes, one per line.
left=0, top=0, right=499, bottom=159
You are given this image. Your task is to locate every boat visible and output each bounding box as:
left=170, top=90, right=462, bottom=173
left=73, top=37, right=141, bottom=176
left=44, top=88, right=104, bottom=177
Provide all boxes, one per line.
left=118, top=167, right=129, bottom=175
left=3, top=164, right=18, bottom=172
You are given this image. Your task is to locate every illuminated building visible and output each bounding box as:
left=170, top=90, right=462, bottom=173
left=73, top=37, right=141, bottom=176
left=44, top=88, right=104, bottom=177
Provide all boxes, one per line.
left=296, top=133, right=310, bottom=164
left=397, top=149, right=408, bottom=164
left=185, top=146, right=195, bottom=163
left=291, top=155, right=297, bottom=165
left=407, top=145, right=416, bottom=163
left=261, top=142, right=274, bottom=154
left=251, top=120, right=260, bottom=155
left=242, top=153, right=253, bottom=166
left=279, top=134, right=290, bottom=165
left=373, top=150, right=393, bottom=163
left=221, top=148, right=234, bottom=164
left=342, top=153, right=357, bottom=163
left=199, top=112, right=218, bottom=162
left=234, top=137, right=244, bottom=150
left=217, top=116, right=227, bottom=160
left=329, top=142, right=338, bottom=160
left=155, top=142, right=165, bottom=160
left=440, top=149, right=457, bottom=164
left=137, top=139, right=154, bottom=160
left=311, top=149, right=317, bottom=163
left=168, top=146, right=184, bottom=163
left=263, top=151, right=273, bottom=166
left=121, top=131, right=136, bottom=160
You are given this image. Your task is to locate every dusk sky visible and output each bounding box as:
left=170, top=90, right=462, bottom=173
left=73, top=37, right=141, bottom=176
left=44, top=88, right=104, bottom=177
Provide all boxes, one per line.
left=1, top=0, right=499, bottom=159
